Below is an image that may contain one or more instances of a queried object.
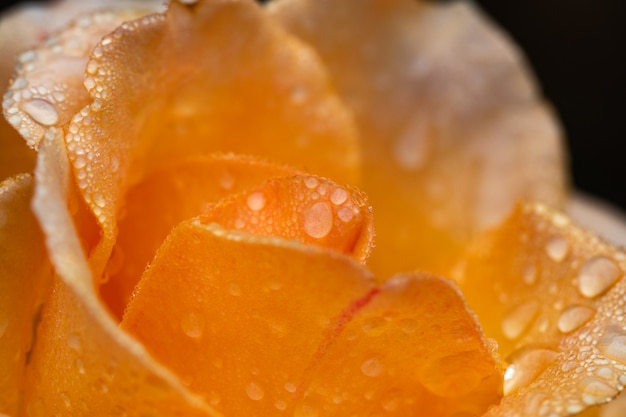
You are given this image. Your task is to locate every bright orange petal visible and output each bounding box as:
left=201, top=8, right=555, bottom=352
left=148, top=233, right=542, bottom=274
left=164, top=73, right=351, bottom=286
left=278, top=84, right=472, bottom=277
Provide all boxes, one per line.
left=455, top=201, right=626, bottom=415
left=65, top=0, right=360, bottom=274
left=199, top=174, right=374, bottom=262
left=270, top=0, right=567, bottom=278
left=121, top=221, right=375, bottom=416
left=294, top=273, right=503, bottom=417
left=0, top=174, right=51, bottom=414
left=28, top=132, right=220, bottom=417
left=101, top=154, right=299, bottom=318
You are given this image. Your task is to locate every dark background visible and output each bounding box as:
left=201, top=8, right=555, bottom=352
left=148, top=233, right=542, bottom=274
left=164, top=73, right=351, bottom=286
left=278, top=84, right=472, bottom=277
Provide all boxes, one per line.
left=2, top=0, right=625, bottom=211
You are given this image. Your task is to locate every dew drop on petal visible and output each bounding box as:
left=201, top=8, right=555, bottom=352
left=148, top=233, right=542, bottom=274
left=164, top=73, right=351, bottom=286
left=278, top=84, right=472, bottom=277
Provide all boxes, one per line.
left=304, top=176, right=319, bottom=189
left=228, top=281, right=242, bottom=296
left=337, top=207, right=354, bottom=223
left=597, top=327, right=626, bottom=365
left=66, top=333, right=82, bottom=351
left=20, top=98, right=59, bottom=126
left=361, top=358, right=383, bottom=377
left=579, top=377, right=619, bottom=403
left=219, top=172, right=235, bottom=190
left=180, top=312, right=204, bottom=339
left=501, top=300, right=540, bottom=340
left=0, top=316, right=8, bottom=338
left=330, top=188, right=348, bottom=205
left=208, top=391, right=221, bottom=406
left=557, top=305, right=595, bottom=333
left=294, top=404, right=318, bottom=417
left=246, top=192, right=266, bottom=211
left=504, top=347, right=558, bottom=395
left=303, top=202, right=333, bottom=238
left=522, top=263, right=537, bottom=285
left=59, top=391, right=72, bottom=409
left=275, top=400, right=287, bottom=411
left=577, top=255, right=622, bottom=298
left=74, top=358, right=86, bottom=375
left=246, top=382, right=265, bottom=401
left=545, top=236, right=569, bottom=262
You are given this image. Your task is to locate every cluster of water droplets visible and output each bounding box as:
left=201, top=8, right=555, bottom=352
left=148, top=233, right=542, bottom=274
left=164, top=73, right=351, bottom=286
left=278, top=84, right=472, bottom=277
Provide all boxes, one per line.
left=497, top=206, right=626, bottom=415
left=224, top=175, right=363, bottom=243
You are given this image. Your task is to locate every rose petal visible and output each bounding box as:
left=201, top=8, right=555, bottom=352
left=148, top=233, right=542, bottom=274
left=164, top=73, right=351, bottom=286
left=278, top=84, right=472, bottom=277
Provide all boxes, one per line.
left=65, top=0, right=360, bottom=274
left=270, top=0, right=567, bottom=277
left=0, top=174, right=51, bottom=414
left=454, top=201, right=626, bottom=415
left=568, top=191, right=626, bottom=247
left=199, top=174, right=374, bottom=262
left=101, top=154, right=299, bottom=318
left=0, top=0, right=162, bottom=182
left=27, top=132, right=220, bottom=417
left=2, top=6, right=161, bottom=150
left=121, top=220, right=375, bottom=416
left=294, top=273, right=503, bottom=417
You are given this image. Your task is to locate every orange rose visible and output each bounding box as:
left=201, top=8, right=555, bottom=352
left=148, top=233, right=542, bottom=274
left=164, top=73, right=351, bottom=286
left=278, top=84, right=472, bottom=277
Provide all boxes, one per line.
left=1, top=1, right=626, bottom=416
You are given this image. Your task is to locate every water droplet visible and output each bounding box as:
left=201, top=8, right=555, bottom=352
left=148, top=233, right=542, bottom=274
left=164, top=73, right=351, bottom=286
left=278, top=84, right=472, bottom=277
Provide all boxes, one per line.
left=558, top=305, right=595, bottom=333
left=75, top=358, right=86, bottom=374
left=20, top=98, right=59, bottom=126
left=228, top=281, right=242, bottom=296
left=304, top=176, right=319, bottom=189
left=67, top=333, right=82, bottom=351
left=545, top=236, right=569, bottom=262
left=523, top=263, right=537, bottom=285
left=284, top=382, right=297, bottom=393
left=502, top=300, right=540, bottom=340
left=330, top=188, right=348, bottom=205
left=595, top=366, right=614, bottom=380
left=93, top=193, right=106, bottom=208
left=208, top=391, right=221, bottom=406
left=247, top=192, right=266, bottom=211
left=95, top=378, right=109, bottom=394
left=598, top=327, right=626, bottom=364
left=362, top=316, right=386, bottom=335
left=399, top=318, right=418, bottom=334
left=303, top=202, right=333, bottom=238
left=337, top=207, right=354, bottom=223
left=394, top=116, right=430, bottom=171
left=246, top=382, right=265, bottom=401
left=361, top=358, right=383, bottom=377
left=382, top=397, right=399, bottom=412
left=577, top=255, right=622, bottom=298
left=0, top=316, right=8, bottom=338
left=294, top=404, right=318, bottom=417
left=180, top=312, right=204, bottom=339
left=60, top=391, right=72, bottom=409
left=504, top=347, right=558, bottom=395
left=580, top=377, right=618, bottom=403
left=219, top=172, right=235, bottom=190
left=275, top=400, right=287, bottom=411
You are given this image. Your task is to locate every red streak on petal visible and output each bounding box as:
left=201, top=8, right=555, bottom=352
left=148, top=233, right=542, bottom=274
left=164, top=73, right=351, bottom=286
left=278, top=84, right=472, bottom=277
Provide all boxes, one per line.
left=295, top=287, right=381, bottom=399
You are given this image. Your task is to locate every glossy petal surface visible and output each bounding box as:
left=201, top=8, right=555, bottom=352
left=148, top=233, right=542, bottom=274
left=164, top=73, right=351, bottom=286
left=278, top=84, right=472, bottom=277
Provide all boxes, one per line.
left=65, top=0, right=360, bottom=272
left=27, top=133, right=220, bottom=417
left=296, top=273, right=503, bottom=417
left=270, top=0, right=567, bottom=277
left=122, top=221, right=375, bottom=416
left=200, top=174, right=374, bottom=262
left=102, top=154, right=298, bottom=318
left=0, top=174, right=51, bottom=415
